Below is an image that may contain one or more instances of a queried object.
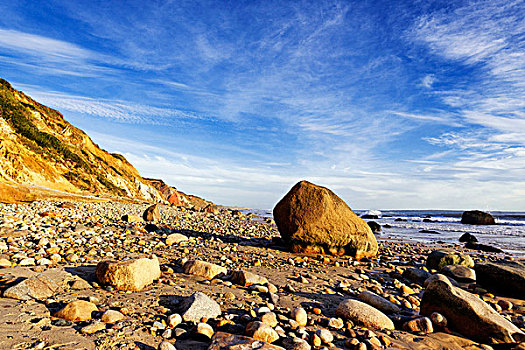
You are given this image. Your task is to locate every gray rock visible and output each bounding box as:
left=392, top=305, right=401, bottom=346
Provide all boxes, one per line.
left=475, top=260, right=525, bottom=298
left=402, top=267, right=431, bottom=284
left=420, top=277, right=525, bottom=343
left=441, top=264, right=476, bottom=283
left=424, top=274, right=459, bottom=287
left=231, top=270, right=269, bottom=287
left=179, top=292, right=221, bottom=323
left=336, top=299, right=394, bottom=330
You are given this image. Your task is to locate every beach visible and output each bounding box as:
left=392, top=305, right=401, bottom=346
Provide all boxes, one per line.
left=0, top=200, right=523, bottom=349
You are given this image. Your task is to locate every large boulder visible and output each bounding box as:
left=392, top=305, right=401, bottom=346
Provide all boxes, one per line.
left=273, top=181, right=377, bottom=259
left=95, top=257, right=161, bottom=291
left=420, top=278, right=525, bottom=343
left=474, top=260, right=525, bottom=298
left=461, top=210, right=495, bottom=225
left=426, top=250, right=474, bottom=270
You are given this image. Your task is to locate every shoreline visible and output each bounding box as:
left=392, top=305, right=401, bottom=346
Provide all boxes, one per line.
left=0, top=200, right=523, bottom=349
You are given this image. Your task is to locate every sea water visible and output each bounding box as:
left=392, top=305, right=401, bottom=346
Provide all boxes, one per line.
left=241, top=209, right=525, bottom=257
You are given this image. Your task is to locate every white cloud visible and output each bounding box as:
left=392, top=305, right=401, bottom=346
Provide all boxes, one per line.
left=421, top=74, right=436, bottom=88
left=15, top=86, right=210, bottom=124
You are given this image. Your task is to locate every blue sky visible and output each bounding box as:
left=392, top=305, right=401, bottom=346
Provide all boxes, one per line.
left=0, top=0, right=524, bottom=210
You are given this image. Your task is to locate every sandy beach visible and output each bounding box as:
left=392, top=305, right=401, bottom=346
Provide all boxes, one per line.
left=0, top=200, right=523, bottom=350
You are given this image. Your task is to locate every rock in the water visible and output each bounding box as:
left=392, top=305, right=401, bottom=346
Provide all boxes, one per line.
left=459, top=233, right=478, bottom=243
left=336, top=299, right=394, bottom=330
left=143, top=203, right=160, bottom=222
left=273, top=181, right=377, bottom=259
left=231, top=270, right=268, bottom=286
left=357, top=291, right=400, bottom=314
left=209, top=332, right=285, bottom=350
left=426, top=250, right=474, bottom=270
left=95, top=257, right=161, bottom=291
left=54, top=300, right=98, bottom=321
left=367, top=221, right=381, bottom=233
left=420, top=278, right=525, bottom=343
left=465, top=242, right=504, bottom=253
left=475, top=260, right=525, bottom=298
left=441, top=264, right=476, bottom=283
left=183, top=260, right=227, bottom=280
left=179, top=292, right=221, bottom=323
left=166, top=233, right=188, bottom=245
left=246, top=321, right=279, bottom=343
left=461, top=210, right=495, bottom=225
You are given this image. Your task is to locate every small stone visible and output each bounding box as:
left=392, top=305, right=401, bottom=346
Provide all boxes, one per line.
left=327, top=317, right=344, bottom=329
left=183, top=260, right=227, bottom=280
left=290, top=308, right=307, bottom=327
left=168, top=314, right=182, bottom=328
left=260, top=312, right=278, bottom=327
left=54, top=300, right=98, bottom=321
left=195, top=322, right=214, bottom=339
left=19, top=258, right=35, bottom=266
left=336, top=299, right=394, bottom=330
left=158, top=341, right=176, bottom=350
left=430, top=312, right=447, bottom=328
left=179, top=292, right=221, bottom=323
left=315, top=329, right=333, bottom=344
left=403, top=317, right=433, bottom=334
left=497, top=300, right=513, bottom=311
left=224, top=292, right=235, bottom=300
left=282, top=337, right=311, bottom=350
left=231, top=270, right=269, bottom=286
left=166, top=233, right=188, bottom=245
left=310, top=334, right=321, bottom=347
left=246, top=321, right=279, bottom=343
left=101, top=310, right=125, bottom=323
left=0, top=258, right=11, bottom=267
left=80, top=321, right=106, bottom=334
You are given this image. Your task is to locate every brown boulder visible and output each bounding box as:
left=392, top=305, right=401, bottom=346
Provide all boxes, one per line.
left=95, top=257, right=161, bottom=291
left=273, top=181, right=377, bottom=259
left=143, top=203, right=160, bottom=222
left=461, top=210, right=495, bottom=225
left=420, top=277, right=525, bottom=343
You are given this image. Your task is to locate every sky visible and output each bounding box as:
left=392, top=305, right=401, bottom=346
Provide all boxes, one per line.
left=0, top=0, right=524, bottom=210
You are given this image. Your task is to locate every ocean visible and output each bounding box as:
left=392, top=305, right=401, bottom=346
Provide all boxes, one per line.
left=241, top=209, right=525, bottom=257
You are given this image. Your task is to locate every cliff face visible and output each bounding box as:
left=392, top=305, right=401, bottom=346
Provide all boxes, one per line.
left=0, top=78, right=161, bottom=201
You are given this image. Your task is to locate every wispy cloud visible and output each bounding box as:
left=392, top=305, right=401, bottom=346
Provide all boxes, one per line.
left=17, top=86, right=210, bottom=124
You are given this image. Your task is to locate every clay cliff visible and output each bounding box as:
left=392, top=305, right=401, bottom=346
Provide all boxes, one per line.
left=0, top=78, right=208, bottom=205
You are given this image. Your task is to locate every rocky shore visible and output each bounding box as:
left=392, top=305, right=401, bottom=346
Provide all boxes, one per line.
left=0, top=200, right=524, bottom=350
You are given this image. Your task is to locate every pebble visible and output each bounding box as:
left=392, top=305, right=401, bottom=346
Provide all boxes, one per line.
left=290, top=307, right=308, bottom=327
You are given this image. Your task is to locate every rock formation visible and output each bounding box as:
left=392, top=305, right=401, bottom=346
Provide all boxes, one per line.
left=273, top=181, right=378, bottom=259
